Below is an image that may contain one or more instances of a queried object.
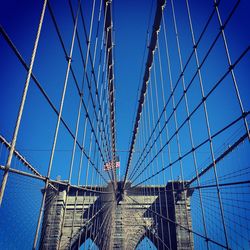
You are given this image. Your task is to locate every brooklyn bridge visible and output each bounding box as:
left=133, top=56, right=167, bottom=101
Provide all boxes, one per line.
left=0, top=0, right=249, bottom=249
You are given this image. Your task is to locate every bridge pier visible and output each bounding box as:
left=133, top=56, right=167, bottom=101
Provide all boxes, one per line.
left=39, top=181, right=193, bottom=250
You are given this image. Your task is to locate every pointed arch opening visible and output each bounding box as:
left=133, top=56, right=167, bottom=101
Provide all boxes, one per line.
left=80, top=238, right=99, bottom=250
left=136, top=236, right=157, bottom=250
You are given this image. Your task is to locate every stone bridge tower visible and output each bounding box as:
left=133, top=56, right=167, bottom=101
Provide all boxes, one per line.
left=39, top=181, right=193, bottom=250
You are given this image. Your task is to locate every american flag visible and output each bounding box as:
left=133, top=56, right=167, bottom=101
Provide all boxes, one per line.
left=115, top=156, right=120, bottom=168
left=104, top=156, right=120, bottom=171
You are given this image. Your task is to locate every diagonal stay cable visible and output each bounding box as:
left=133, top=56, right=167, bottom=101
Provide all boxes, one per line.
left=128, top=2, right=218, bottom=180
left=69, top=0, right=113, bottom=168
left=69, top=200, right=113, bottom=248
left=78, top=0, right=114, bottom=157
left=214, top=0, right=250, bottom=141
left=33, top=4, right=83, bottom=248
left=56, top=1, right=112, bottom=247
left=0, top=134, right=57, bottom=190
left=187, top=130, right=250, bottom=186
left=47, top=2, right=111, bottom=178
left=130, top=46, right=249, bottom=184
left=0, top=134, right=44, bottom=178
left=0, top=25, right=108, bottom=184
left=0, top=0, right=48, bottom=206
left=126, top=195, right=230, bottom=249
left=129, top=0, right=240, bottom=181
left=132, top=112, right=249, bottom=187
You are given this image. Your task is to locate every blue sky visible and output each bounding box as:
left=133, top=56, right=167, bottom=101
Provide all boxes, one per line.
left=0, top=0, right=250, bottom=249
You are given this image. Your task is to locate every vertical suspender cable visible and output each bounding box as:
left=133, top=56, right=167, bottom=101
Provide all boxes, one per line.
left=33, top=1, right=81, bottom=248
left=0, top=0, right=48, bottom=206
